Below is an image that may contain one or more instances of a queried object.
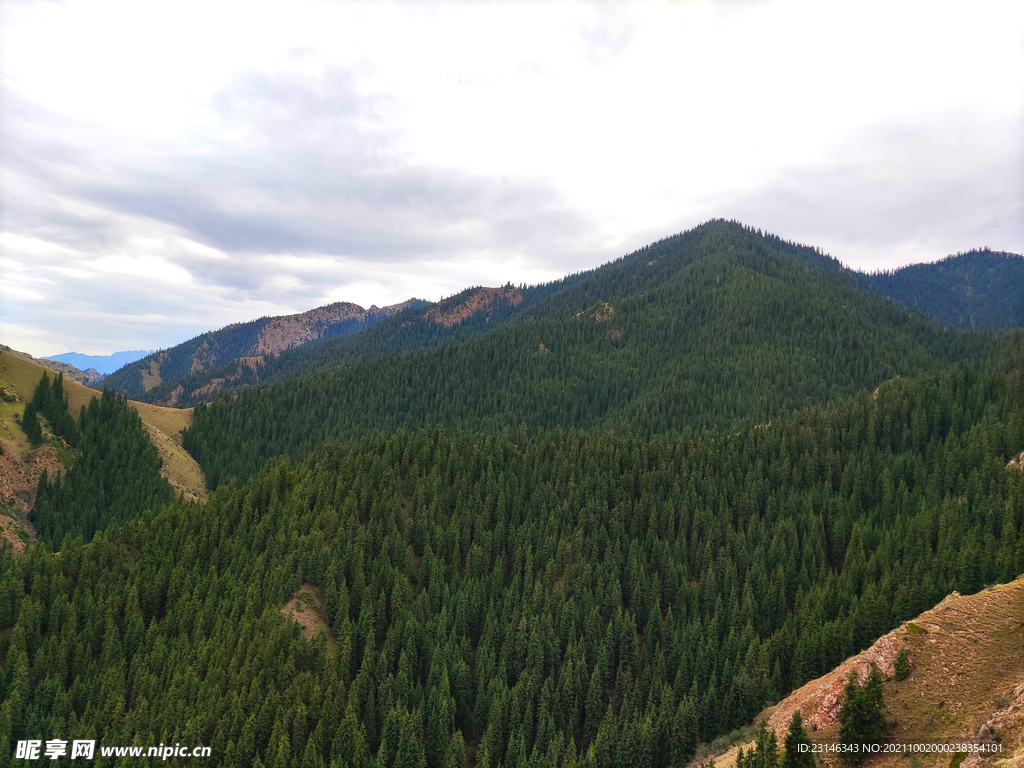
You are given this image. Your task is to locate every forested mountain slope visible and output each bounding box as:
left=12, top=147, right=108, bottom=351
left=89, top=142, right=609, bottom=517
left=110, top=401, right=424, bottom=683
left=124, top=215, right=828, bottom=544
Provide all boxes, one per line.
left=866, top=249, right=1024, bottom=329
left=128, top=222, right=856, bottom=407
left=115, top=224, right=1023, bottom=409
left=2, top=355, right=1022, bottom=767
left=0, top=350, right=202, bottom=506
left=133, top=287, right=531, bottom=407
left=103, top=299, right=427, bottom=400
left=183, top=221, right=1020, bottom=489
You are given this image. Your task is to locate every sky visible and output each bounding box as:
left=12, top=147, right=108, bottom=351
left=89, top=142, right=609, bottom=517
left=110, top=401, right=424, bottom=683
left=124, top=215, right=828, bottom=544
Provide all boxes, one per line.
left=1, top=0, right=1021, bottom=357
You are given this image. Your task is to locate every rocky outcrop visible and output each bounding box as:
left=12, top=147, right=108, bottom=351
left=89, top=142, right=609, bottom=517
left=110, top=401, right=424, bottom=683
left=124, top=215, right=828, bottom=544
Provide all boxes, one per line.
left=422, top=287, right=523, bottom=327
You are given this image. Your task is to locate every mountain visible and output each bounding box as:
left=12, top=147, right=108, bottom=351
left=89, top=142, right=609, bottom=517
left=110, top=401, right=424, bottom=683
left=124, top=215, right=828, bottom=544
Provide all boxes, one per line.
left=182, top=220, right=1022, bottom=488
left=44, top=349, right=154, bottom=376
left=102, top=298, right=428, bottom=400
left=131, top=285, right=541, bottom=406
left=117, top=225, right=1024, bottom=417
left=2, top=349, right=1021, bottom=766
left=112, top=231, right=1024, bottom=411
left=2, top=219, right=1022, bottom=767
left=866, top=249, right=1024, bottom=329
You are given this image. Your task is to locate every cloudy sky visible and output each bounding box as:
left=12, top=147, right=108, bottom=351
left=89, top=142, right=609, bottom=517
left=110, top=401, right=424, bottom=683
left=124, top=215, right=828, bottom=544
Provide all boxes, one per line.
left=1, top=0, right=1021, bottom=357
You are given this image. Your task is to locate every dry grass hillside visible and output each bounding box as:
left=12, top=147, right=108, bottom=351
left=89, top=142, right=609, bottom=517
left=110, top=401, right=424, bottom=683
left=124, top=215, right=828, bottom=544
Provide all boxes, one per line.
left=1, top=346, right=103, bottom=385
left=701, top=578, right=1024, bottom=768
left=0, top=349, right=206, bottom=525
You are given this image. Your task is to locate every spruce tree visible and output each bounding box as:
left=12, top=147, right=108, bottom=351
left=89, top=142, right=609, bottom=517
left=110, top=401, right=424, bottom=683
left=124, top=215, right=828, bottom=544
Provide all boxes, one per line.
left=21, top=401, right=43, bottom=446
left=781, top=711, right=814, bottom=768
left=838, top=666, right=888, bottom=762
left=893, top=648, right=910, bottom=681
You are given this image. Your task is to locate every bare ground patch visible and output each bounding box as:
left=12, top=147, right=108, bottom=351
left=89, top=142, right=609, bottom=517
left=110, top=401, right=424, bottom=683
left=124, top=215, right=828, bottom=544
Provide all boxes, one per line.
left=142, top=422, right=207, bottom=502
left=701, top=578, right=1024, bottom=768
left=281, top=583, right=339, bottom=657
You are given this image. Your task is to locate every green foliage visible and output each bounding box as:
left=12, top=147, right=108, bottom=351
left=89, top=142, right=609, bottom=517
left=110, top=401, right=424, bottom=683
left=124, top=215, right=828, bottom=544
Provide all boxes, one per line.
left=839, top=666, right=888, bottom=761
left=894, top=648, right=910, bottom=681
left=30, top=372, right=79, bottom=447
left=867, top=249, right=1024, bottom=329
left=2, top=354, right=1022, bottom=765
left=20, top=400, right=42, bottom=446
left=906, top=622, right=927, bottom=635
left=183, top=222, right=1020, bottom=490
left=738, top=722, right=778, bottom=768
left=782, top=712, right=814, bottom=768
left=30, top=386, right=174, bottom=546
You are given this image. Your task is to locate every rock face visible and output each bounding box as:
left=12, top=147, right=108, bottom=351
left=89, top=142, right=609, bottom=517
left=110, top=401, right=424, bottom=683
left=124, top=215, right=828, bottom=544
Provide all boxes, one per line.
left=422, top=287, right=523, bottom=327
left=251, top=302, right=366, bottom=355
left=774, top=628, right=908, bottom=733
left=1007, top=452, right=1024, bottom=472
left=103, top=298, right=426, bottom=399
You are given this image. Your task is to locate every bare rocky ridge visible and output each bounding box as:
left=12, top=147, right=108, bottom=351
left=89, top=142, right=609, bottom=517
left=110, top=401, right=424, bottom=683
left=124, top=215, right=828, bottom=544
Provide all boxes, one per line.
left=251, top=302, right=367, bottom=354
left=422, top=286, right=523, bottom=327
left=705, top=578, right=1024, bottom=768
left=107, top=298, right=425, bottom=398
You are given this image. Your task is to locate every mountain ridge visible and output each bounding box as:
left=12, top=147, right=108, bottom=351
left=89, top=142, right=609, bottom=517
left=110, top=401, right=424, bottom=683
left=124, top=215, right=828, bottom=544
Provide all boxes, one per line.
left=182, top=220, right=1022, bottom=488
left=44, top=349, right=153, bottom=376
left=102, top=297, right=428, bottom=398
left=108, top=221, right=1023, bottom=410
left=865, top=248, right=1024, bottom=330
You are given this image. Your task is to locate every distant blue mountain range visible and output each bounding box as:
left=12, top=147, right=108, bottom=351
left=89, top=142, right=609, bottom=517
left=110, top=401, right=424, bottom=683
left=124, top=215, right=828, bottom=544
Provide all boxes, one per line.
left=45, top=350, right=155, bottom=376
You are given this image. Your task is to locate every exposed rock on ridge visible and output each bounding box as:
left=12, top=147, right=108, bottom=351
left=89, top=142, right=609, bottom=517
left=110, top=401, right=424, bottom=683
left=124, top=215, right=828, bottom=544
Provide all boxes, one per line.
left=423, top=287, right=523, bottom=327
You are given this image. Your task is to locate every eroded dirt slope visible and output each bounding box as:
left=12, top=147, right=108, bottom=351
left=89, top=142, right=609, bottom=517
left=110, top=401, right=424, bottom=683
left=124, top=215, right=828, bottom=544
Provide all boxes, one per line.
left=705, top=578, right=1024, bottom=768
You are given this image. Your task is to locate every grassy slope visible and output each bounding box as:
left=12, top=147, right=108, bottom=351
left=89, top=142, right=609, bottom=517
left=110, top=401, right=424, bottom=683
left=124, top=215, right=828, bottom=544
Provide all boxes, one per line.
left=0, top=349, right=206, bottom=503
left=705, top=577, right=1024, bottom=768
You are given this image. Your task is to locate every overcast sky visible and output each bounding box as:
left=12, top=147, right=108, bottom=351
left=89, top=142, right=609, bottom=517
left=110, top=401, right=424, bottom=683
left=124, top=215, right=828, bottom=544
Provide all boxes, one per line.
left=1, top=0, right=1021, bottom=357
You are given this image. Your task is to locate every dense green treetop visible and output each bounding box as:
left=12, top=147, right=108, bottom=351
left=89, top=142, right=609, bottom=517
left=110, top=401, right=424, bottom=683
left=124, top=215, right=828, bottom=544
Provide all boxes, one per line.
left=183, top=222, right=1020, bottom=488
left=28, top=376, right=174, bottom=548
left=2, top=355, right=1022, bottom=767
left=867, top=249, right=1024, bottom=330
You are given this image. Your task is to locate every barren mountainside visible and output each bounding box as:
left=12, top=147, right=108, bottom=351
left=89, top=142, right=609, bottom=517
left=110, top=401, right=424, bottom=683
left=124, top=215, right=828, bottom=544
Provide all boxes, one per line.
left=102, top=297, right=427, bottom=398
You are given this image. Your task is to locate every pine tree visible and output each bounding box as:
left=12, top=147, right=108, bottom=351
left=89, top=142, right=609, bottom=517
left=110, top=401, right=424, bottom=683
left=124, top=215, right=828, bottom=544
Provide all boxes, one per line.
left=745, top=720, right=778, bottom=768
left=21, top=401, right=43, bottom=446
left=838, top=666, right=888, bottom=762
left=781, top=712, right=814, bottom=768
left=893, top=648, right=910, bottom=681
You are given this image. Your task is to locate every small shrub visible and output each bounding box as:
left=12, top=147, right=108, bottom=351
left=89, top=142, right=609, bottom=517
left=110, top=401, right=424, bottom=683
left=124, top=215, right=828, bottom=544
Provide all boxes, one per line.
left=894, top=647, right=910, bottom=681
left=907, top=622, right=927, bottom=634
